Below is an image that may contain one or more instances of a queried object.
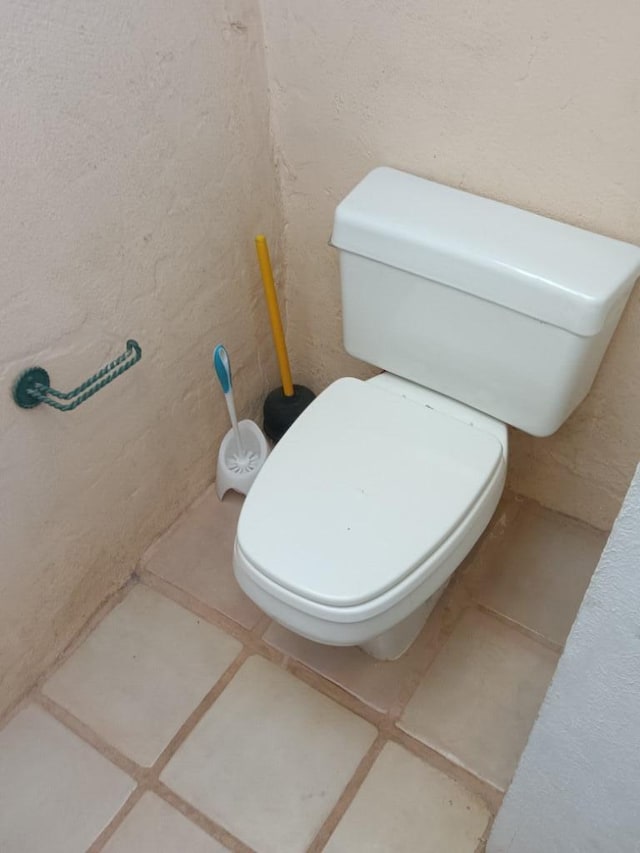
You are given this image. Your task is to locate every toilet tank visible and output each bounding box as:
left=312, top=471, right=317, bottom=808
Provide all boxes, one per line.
left=331, top=168, right=640, bottom=436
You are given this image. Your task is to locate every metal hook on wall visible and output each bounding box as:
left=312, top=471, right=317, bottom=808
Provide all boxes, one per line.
left=12, top=339, right=142, bottom=412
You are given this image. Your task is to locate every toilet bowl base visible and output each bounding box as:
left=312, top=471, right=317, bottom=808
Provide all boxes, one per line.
left=358, top=582, right=447, bottom=660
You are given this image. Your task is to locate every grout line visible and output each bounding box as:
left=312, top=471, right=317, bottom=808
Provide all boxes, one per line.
left=33, top=691, right=144, bottom=781
left=0, top=691, right=33, bottom=736
left=151, top=647, right=250, bottom=778
left=37, top=643, right=259, bottom=853
left=40, top=576, right=138, bottom=685
left=86, top=786, right=146, bottom=852
left=475, top=603, right=563, bottom=654
left=251, top=617, right=503, bottom=814
left=251, top=612, right=273, bottom=639
left=387, top=599, right=469, bottom=723
left=280, top=658, right=385, bottom=728
left=138, top=568, right=389, bottom=727
left=306, top=734, right=387, bottom=853
left=138, top=570, right=292, bottom=668
left=133, top=482, right=221, bottom=574
left=0, top=576, right=137, bottom=732
left=389, top=726, right=504, bottom=815
left=474, top=816, right=494, bottom=853
left=154, top=781, right=256, bottom=853
left=515, top=492, right=612, bottom=535
left=137, top=569, right=256, bottom=646
left=250, top=636, right=287, bottom=667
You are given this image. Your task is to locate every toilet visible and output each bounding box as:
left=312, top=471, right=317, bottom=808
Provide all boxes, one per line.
left=233, top=167, right=640, bottom=660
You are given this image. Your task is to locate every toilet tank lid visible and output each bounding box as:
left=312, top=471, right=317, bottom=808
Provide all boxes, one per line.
left=331, top=167, right=640, bottom=336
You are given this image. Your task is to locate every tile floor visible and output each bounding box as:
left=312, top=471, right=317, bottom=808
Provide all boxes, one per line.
left=0, top=485, right=607, bottom=853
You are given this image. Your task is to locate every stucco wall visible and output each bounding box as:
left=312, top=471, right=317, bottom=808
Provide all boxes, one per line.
left=261, top=0, right=640, bottom=530
left=0, top=0, right=282, bottom=715
left=487, top=463, right=640, bottom=852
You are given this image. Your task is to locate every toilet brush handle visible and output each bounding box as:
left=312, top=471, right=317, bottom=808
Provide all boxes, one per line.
left=225, top=387, right=245, bottom=455
left=214, top=345, right=232, bottom=393
left=213, top=345, right=245, bottom=455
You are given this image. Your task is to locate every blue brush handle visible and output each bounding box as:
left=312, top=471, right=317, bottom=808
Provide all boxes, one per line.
left=213, top=345, right=232, bottom=394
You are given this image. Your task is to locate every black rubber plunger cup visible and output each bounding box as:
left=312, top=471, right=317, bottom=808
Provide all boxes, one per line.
left=256, top=234, right=316, bottom=442
left=263, top=383, right=316, bottom=443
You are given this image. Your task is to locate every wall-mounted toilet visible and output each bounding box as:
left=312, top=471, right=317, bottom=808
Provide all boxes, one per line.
left=233, top=167, right=640, bottom=660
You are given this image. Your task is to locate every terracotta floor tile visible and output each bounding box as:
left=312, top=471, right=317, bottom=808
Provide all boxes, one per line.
left=399, top=609, right=557, bottom=789
left=103, top=792, right=228, bottom=852
left=325, top=742, right=490, bottom=852
left=43, top=585, right=242, bottom=766
left=161, top=655, right=377, bottom=853
left=0, top=705, right=134, bottom=853
left=476, top=503, right=606, bottom=645
left=263, top=618, right=440, bottom=714
left=141, top=486, right=261, bottom=630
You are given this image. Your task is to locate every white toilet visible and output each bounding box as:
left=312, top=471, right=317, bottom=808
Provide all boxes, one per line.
left=233, top=167, right=640, bottom=660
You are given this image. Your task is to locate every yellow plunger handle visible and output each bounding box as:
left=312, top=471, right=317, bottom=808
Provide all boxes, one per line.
left=255, top=235, right=294, bottom=397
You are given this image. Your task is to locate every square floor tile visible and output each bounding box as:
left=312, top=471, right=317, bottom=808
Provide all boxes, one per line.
left=43, top=585, right=242, bottom=766
left=103, top=792, right=227, bottom=852
left=141, top=486, right=261, bottom=629
left=0, top=704, right=134, bottom=853
left=325, top=742, right=490, bottom=852
left=399, top=609, right=557, bottom=789
left=161, top=655, right=377, bottom=853
left=477, top=503, right=606, bottom=645
left=263, top=620, right=437, bottom=714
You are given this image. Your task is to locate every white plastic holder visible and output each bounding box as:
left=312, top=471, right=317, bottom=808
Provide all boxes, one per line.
left=216, top=419, right=270, bottom=500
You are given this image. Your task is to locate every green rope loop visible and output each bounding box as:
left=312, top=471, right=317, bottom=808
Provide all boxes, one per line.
left=27, top=340, right=141, bottom=411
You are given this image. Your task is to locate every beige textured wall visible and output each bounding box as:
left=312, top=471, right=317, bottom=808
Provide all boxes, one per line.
left=261, top=0, right=640, bottom=531
left=0, top=0, right=282, bottom=715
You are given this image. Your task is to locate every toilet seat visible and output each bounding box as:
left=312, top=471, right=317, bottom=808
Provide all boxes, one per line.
left=235, top=377, right=506, bottom=632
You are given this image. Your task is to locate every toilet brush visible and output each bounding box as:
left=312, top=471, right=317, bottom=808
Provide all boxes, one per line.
left=213, top=344, right=269, bottom=499
left=255, top=235, right=316, bottom=442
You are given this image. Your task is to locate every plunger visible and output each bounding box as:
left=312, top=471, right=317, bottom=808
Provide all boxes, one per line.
left=255, top=234, right=315, bottom=442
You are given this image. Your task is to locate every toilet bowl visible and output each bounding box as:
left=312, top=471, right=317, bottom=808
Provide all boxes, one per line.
left=230, top=167, right=639, bottom=660
left=234, top=374, right=507, bottom=659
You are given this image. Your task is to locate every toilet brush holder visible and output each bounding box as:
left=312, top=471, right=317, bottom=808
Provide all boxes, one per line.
left=213, top=344, right=270, bottom=500
left=216, top=419, right=270, bottom=500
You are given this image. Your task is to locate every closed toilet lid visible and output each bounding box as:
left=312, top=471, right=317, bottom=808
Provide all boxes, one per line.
left=237, top=378, right=503, bottom=608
